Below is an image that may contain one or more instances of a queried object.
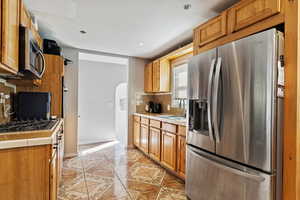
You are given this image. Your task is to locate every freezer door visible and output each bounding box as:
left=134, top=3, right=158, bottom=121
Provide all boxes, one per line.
left=187, top=49, right=216, bottom=100
left=186, top=146, right=275, bottom=200
left=215, top=29, right=279, bottom=172
left=187, top=49, right=217, bottom=152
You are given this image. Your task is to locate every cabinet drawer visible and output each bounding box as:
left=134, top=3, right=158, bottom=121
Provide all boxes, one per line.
left=162, top=122, right=177, bottom=134
left=228, top=0, right=280, bottom=33
left=134, top=115, right=141, bottom=123
left=178, top=126, right=186, bottom=137
left=150, top=119, right=161, bottom=129
left=141, top=117, right=149, bottom=125
left=194, top=12, right=227, bottom=47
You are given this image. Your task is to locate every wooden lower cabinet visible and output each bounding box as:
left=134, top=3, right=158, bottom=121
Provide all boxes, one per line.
left=133, top=120, right=141, bottom=148
left=140, top=124, right=149, bottom=153
left=161, top=131, right=177, bottom=171
left=177, top=136, right=186, bottom=178
left=0, top=146, right=51, bottom=200
left=149, top=127, right=161, bottom=161
left=50, top=152, right=58, bottom=200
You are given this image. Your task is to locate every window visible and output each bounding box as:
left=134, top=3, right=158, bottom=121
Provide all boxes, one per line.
left=172, top=63, right=188, bottom=107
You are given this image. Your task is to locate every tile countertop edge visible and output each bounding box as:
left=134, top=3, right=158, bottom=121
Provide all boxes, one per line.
left=0, top=119, right=63, bottom=150
left=133, top=113, right=187, bottom=126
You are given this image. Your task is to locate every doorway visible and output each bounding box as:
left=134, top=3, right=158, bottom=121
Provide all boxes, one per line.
left=78, top=52, right=128, bottom=146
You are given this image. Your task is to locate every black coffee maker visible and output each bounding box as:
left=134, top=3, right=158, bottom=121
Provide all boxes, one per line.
left=148, top=101, right=162, bottom=113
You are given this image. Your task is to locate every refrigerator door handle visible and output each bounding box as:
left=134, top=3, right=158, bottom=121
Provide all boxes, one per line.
left=213, top=57, right=222, bottom=143
left=189, top=147, right=266, bottom=183
left=207, top=58, right=216, bottom=141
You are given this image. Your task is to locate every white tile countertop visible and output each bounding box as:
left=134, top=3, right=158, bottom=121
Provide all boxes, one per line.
left=0, top=119, right=63, bottom=150
left=133, top=112, right=187, bottom=126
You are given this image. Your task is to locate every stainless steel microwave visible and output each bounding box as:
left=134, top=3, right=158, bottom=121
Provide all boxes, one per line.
left=19, top=26, right=45, bottom=79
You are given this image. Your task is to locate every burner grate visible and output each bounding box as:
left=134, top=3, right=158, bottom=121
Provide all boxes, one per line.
left=0, top=120, right=58, bottom=133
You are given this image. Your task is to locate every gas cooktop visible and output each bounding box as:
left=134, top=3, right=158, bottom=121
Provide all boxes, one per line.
left=0, top=120, right=58, bottom=133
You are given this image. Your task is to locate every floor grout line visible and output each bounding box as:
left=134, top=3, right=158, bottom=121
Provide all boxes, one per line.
left=80, top=157, right=90, bottom=200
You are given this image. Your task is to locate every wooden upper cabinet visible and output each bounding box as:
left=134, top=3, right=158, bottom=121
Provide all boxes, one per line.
left=145, top=59, right=170, bottom=93
left=227, top=0, right=281, bottom=33
left=161, top=131, right=177, bottom=170
left=152, top=60, right=160, bottom=92
left=144, top=63, right=153, bottom=92
left=1, top=0, right=20, bottom=73
left=159, top=59, right=171, bottom=92
left=149, top=127, right=161, bottom=162
left=20, top=0, right=31, bottom=28
left=194, top=12, right=227, bottom=47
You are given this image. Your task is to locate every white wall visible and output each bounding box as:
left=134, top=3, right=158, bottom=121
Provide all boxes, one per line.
left=62, top=47, right=79, bottom=157
left=127, top=57, right=147, bottom=147
left=78, top=59, right=127, bottom=145
left=62, top=47, right=147, bottom=154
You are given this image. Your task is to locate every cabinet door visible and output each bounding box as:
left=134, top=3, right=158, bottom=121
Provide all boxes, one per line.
left=140, top=124, right=149, bottom=153
left=159, top=59, right=171, bottom=92
left=144, top=63, right=153, bottom=92
left=177, top=136, right=186, bottom=179
left=133, top=121, right=141, bottom=147
left=194, top=12, right=227, bottom=47
left=228, top=0, right=280, bottom=33
left=152, top=60, right=160, bottom=92
left=161, top=131, right=177, bottom=170
left=149, top=127, right=161, bottom=161
left=50, top=152, right=58, bottom=200
left=1, top=0, right=19, bottom=72
left=57, top=130, right=64, bottom=184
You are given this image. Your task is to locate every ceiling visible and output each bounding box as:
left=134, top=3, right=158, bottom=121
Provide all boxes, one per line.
left=24, top=0, right=238, bottom=59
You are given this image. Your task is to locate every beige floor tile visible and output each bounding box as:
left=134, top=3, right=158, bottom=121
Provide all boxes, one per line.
left=60, top=142, right=188, bottom=200
left=161, top=173, right=185, bottom=191
left=122, top=180, right=161, bottom=200
left=156, top=188, right=187, bottom=200
left=116, top=162, right=165, bottom=185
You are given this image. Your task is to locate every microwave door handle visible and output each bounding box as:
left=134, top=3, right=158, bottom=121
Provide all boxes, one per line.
left=207, top=58, right=216, bottom=142
left=212, top=57, right=222, bottom=143
left=38, top=51, right=46, bottom=77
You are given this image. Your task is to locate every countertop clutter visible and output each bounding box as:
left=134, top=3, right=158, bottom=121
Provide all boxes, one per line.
left=133, top=112, right=187, bottom=126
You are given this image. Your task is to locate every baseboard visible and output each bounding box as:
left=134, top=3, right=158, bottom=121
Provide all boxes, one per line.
left=78, top=139, right=116, bottom=146
left=64, top=152, right=79, bottom=158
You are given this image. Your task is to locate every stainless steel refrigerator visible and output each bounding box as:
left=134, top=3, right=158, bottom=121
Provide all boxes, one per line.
left=186, top=28, right=284, bottom=200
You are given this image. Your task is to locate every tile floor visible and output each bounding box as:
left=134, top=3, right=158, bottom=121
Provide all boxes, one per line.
left=58, top=142, right=187, bottom=200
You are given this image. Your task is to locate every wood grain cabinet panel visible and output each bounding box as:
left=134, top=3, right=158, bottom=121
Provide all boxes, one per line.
left=194, top=12, right=227, bottom=47
left=159, top=59, right=171, bottom=92
left=150, top=119, right=161, bottom=129
left=152, top=60, right=160, bottom=92
left=140, top=124, right=149, bottom=153
left=0, top=146, right=51, bottom=200
left=162, top=122, right=177, bottom=134
left=161, top=131, right=177, bottom=170
left=1, top=0, right=20, bottom=73
left=144, top=63, right=153, bottom=92
left=50, top=152, right=58, bottom=200
left=133, top=120, right=141, bottom=148
left=149, top=127, right=161, bottom=161
left=177, top=136, right=186, bottom=179
left=141, top=117, right=149, bottom=125
left=144, top=60, right=170, bottom=93
left=20, top=0, right=31, bottom=28
left=227, top=0, right=281, bottom=33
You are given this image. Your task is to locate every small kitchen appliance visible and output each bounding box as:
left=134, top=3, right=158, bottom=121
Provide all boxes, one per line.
left=19, top=26, right=46, bottom=79
left=16, top=92, right=51, bottom=120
